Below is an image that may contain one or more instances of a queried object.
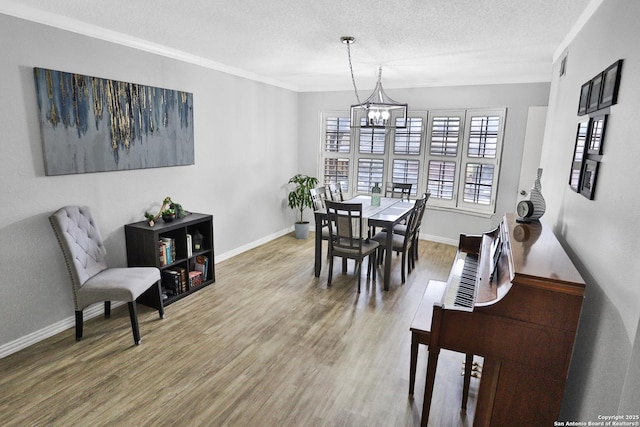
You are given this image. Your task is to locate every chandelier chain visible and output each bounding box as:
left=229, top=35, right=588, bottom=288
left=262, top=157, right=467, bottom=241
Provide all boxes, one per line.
left=345, top=41, right=362, bottom=106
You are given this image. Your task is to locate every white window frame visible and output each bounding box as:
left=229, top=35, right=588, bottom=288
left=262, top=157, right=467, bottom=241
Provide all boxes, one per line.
left=425, top=108, right=506, bottom=215
left=351, top=112, right=428, bottom=197
left=319, top=108, right=506, bottom=216
left=388, top=115, right=426, bottom=197
left=320, top=112, right=353, bottom=197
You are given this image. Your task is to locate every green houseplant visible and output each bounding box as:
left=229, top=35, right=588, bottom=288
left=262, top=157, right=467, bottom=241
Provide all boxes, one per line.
left=287, top=174, right=319, bottom=239
left=144, top=196, right=186, bottom=226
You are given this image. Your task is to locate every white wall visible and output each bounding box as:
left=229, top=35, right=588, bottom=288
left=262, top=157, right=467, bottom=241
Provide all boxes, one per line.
left=540, top=0, right=640, bottom=418
left=0, top=14, right=299, bottom=349
left=298, top=83, right=551, bottom=242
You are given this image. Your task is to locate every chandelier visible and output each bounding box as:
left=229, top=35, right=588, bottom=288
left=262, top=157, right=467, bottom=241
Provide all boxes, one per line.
left=341, top=36, right=408, bottom=129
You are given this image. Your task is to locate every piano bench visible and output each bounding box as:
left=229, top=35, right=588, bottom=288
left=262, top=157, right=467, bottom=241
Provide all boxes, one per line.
left=409, top=280, right=474, bottom=410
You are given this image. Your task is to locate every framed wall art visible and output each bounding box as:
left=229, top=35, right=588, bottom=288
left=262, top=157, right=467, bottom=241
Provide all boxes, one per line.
left=578, top=82, right=591, bottom=116
left=586, top=72, right=603, bottom=114
left=33, top=67, right=195, bottom=176
left=579, top=159, right=599, bottom=200
left=569, top=120, right=590, bottom=192
left=587, top=114, right=607, bottom=155
left=572, top=59, right=622, bottom=200
left=599, top=59, right=623, bottom=109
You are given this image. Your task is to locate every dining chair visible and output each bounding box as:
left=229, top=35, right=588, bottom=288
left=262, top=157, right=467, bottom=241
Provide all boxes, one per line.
left=310, top=186, right=328, bottom=211
left=310, top=187, right=331, bottom=254
left=327, top=183, right=344, bottom=201
left=394, top=192, right=430, bottom=262
left=410, top=191, right=430, bottom=260
left=49, top=205, right=164, bottom=345
left=373, top=195, right=426, bottom=283
left=386, top=182, right=412, bottom=201
left=325, top=200, right=380, bottom=293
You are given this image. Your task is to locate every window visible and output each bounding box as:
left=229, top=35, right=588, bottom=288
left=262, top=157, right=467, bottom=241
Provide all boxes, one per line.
left=429, top=115, right=461, bottom=157
left=427, top=160, right=456, bottom=200
left=357, top=158, right=384, bottom=193
left=320, top=108, right=506, bottom=215
left=322, top=115, right=351, bottom=191
left=391, top=117, right=423, bottom=196
left=426, top=109, right=505, bottom=214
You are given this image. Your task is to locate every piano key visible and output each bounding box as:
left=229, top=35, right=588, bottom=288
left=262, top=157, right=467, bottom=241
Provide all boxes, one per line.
left=443, top=252, right=479, bottom=311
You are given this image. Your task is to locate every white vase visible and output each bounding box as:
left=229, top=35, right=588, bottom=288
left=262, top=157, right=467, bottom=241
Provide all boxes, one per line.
left=529, top=168, right=546, bottom=221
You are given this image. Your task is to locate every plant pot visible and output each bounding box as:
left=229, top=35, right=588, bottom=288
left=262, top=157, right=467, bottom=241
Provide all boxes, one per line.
left=162, top=214, right=175, bottom=222
left=294, top=222, right=310, bottom=239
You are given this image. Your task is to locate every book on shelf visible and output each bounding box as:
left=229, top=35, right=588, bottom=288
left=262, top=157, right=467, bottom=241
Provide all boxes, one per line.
left=159, top=237, right=176, bottom=265
left=176, top=267, right=187, bottom=293
left=158, top=241, right=166, bottom=266
left=186, top=234, right=193, bottom=258
left=192, top=255, right=209, bottom=281
left=188, top=270, right=203, bottom=288
left=159, top=239, right=170, bottom=265
left=161, top=269, right=181, bottom=295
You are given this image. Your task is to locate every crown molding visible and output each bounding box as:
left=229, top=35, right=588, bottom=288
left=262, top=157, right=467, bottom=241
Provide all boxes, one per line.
left=0, top=2, right=298, bottom=92
left=553, top=0, right=606, bottom=62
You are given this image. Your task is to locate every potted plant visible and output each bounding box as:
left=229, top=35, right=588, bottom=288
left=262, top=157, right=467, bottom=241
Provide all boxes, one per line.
left=144, top=196, right=186, bottom=226
left=160, top=208, right=175, bottom=222
left=287, top=174, right=319, bottom=239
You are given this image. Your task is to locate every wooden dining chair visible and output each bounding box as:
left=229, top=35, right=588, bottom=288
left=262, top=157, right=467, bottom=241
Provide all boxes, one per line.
left=310, top=186, right=328, bottom=212
left=310, top=187, right=331, bottom=254
left=386, top=182, right=412, bottom=201
left=394, top=192, right=430, bottom=262
left=325, top=200, right=380, bottom=293
left=327, top=183, right=344, bottom=201
left=373, top=195, right=426, bottom=283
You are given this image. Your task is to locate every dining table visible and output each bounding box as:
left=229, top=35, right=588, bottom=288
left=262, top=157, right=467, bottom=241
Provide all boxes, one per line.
left=313, top=195, right=415, bottom=291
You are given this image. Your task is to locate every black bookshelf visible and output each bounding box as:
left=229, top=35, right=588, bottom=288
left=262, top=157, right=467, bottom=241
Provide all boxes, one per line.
left=125, top=212, right=215, bottom=308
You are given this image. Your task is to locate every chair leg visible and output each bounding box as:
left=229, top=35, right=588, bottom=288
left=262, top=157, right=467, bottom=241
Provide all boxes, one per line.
left=128, top=301, right=141, bottom=345
left=75, top=311, right=83, bottom=341
left=328, top=256, right=334, bottom=286
left=155, top=281, right=165, bottom=319
left=411, top=246, right=418, bottom=268
left=369, top=254, right=376, bottom=282
left=104, top=301, right=111, bottom=318
left=411, top=244, right=417, bottom=269
left=401, top=251, right=406, bottom=284
left=356, top=260, right=362, bottom=293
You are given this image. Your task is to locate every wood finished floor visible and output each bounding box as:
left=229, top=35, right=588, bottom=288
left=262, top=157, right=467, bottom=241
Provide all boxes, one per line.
left=0, top=234, right=480, bottom=426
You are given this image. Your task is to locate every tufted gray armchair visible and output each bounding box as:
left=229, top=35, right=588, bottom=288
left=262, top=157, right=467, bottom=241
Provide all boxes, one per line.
left=49, top=205, right=164, bottom=345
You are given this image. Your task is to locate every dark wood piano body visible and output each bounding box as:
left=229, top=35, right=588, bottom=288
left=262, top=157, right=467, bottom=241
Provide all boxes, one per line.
left=422, top=213, right=586, bottom=426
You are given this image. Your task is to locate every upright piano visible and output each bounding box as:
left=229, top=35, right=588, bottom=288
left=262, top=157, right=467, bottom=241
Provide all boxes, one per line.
left=421, top=213, right=586, bottom=426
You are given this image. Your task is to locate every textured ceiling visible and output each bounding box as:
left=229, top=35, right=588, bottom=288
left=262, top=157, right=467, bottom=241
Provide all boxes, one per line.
left=2, top=0, right=595, bottom=91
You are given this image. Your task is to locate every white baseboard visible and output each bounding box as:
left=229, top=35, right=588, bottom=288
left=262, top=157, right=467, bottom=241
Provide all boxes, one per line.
left=0, top=227, right=446, bottom=359
left=214, top=227, right=293, bottom=263
left=0, top=228, right=294, bottom=359
left=418, top=232, right=458, bottom=247
left=0, top=302, right=121, bottom=359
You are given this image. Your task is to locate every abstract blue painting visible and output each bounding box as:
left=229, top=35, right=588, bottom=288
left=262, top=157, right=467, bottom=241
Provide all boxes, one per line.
left=33, top=68, right=194, bottom=175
